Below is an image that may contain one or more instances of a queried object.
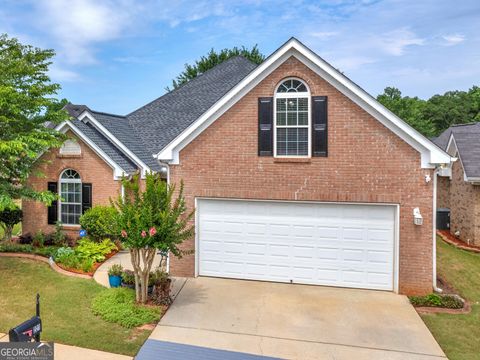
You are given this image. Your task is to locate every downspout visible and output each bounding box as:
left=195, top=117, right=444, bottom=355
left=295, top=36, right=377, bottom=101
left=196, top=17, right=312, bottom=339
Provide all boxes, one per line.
left=156, top=159, right=171, bottom=273
left=432, top=166, right=442, bottom=293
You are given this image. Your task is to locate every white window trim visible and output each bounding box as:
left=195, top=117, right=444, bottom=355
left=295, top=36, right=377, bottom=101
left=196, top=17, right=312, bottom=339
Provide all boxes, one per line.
left=58, top=169, right=82, bottom=227
left=273, top=78, right=311, bottom=158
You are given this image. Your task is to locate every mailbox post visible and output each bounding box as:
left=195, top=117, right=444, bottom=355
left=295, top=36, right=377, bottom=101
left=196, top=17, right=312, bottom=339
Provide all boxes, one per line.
left=9, top=293, right=42, bottom=342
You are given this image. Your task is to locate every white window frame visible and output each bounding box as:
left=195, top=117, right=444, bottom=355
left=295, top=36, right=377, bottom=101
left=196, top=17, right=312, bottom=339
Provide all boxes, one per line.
left=58, top=169, right=82, bottom=226
left=273, top=77, right=311, bottom=158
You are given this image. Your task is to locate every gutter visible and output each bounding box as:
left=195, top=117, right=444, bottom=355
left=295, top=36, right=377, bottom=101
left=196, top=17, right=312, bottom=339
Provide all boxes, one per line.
left=432, top=166, right=442, bottom=293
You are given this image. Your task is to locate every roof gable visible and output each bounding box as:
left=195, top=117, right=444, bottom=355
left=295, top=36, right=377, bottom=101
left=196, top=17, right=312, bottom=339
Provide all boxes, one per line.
left=443, top=123, right=480, bottom=179
left=154, top=38, right=451, bottom=168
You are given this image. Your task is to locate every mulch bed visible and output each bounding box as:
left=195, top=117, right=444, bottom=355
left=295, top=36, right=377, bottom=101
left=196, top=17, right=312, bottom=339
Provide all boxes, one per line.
left=437, top=230, right=480, bottom=253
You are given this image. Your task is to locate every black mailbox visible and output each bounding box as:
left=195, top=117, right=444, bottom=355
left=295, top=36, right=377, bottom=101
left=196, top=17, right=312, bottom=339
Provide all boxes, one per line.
left=9, top=316, right=42, bottom=342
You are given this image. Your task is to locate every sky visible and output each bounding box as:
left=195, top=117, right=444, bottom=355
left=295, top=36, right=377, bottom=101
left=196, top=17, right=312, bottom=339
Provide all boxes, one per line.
left=1, top=0, right=479, bottom=114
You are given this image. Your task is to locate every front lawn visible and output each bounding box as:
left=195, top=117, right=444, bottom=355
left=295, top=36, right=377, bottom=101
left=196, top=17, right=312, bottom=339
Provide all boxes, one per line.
left=420, top=237, right=480, bottom=360
left=0, top=257, right=156, bottom=356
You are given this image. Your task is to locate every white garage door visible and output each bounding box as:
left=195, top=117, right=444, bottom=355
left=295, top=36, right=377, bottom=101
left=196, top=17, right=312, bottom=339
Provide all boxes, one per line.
left=198, top=199, right=396, bottom=291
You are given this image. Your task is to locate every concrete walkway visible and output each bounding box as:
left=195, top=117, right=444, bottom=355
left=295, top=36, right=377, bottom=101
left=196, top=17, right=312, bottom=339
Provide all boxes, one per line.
left=93, top=250, right=187, bottom=300
left=0, top=333, right=131, bottom=360
left=148, top=277, right=446, bottom=360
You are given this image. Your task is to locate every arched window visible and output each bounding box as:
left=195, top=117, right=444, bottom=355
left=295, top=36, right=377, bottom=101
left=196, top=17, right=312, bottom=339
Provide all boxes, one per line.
left=274, top=78, right=310, bottom=156
left=59, top=169, right=82, bottom=225
left=59, top=139, right=81, bottom=156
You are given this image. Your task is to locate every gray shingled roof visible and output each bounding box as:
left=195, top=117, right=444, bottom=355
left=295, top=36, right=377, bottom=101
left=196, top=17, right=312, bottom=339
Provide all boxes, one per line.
left=63, top=56, right=257, bottom=171
left=433, top=123, right=480, bottom=178
left=127, top=56, right=258, bottom=154
left=89, top=111, right=161, bottom=171
left=73, top=120, right=138, bottom=173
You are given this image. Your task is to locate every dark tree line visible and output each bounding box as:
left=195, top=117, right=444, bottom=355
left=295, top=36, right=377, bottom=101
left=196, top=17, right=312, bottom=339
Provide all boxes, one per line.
left=377, top=86, right=480, bottom=137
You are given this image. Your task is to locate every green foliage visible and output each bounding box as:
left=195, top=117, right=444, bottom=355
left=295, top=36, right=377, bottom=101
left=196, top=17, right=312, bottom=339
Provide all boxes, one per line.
left=409, top=293, right=464, bottom=309
left=75, top=238, right=117, bottom=263
left=91, top=288, right=161, bottom=328
left=108, top=264, right=123, bottom=276
left=113, top=173, right=194, bottom=255
left=121, top=269, right=135, bottom=285
left=0, top=243, right=58, bottom=257
left=52, top=221, right=67, bottom=246
left=377, top=85, right=480, bottom=137
left=168, top=45, right=265, bottom=91
left=79, top=206, right=119, bottom=241
left=32, top=230, right=45, bottom=247
left=0, top=205, right=22, bottom=241
left=0, top=34, right=69, bottom=208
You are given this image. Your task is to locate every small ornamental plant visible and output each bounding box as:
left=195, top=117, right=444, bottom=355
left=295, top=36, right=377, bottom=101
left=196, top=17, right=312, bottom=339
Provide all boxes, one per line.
left=108, top=264, right=123, bottom=277
left=112, top=173, right=194, bottom=303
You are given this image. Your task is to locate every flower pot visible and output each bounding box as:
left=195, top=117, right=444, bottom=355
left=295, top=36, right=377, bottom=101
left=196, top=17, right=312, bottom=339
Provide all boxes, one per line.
left=108, top=274, right=122, bottom=288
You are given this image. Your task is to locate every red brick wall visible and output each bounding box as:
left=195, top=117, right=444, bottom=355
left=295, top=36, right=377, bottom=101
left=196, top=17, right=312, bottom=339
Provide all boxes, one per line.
left=437, top=176, right=450, bottom=209
left=169, top=56, right=434, bottom=295
left=22, top=131, right=122, bottom=240
left=447, top=160, right=480, bottom=245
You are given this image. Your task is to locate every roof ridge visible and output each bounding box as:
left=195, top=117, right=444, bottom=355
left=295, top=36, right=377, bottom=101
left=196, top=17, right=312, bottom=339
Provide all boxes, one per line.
left=451, top=121, right=480, bottom=128
left=127, top=55, right=257, bottom=117
left=90, top=109, right=126, bottom=118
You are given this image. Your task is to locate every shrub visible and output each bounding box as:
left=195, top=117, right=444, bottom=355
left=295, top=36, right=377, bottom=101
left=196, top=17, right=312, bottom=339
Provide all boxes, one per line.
left=79, top=206, right=119, bottom=242
left=0, top=243, right=58, bottom=257
left=18, top=233, right=33, bottom=244
left=0, top=206, right=23, bottom=241
left=75, top=238, right=117, bottom=263
left=409, top=293, right=464, bottom=309
left=121, top=270, right=135, bottom=285
left=91, top=288, right=161, bottom=328
left=33, top=231, right=45, bottom=247
left=52, top=222, right=67, bottom=246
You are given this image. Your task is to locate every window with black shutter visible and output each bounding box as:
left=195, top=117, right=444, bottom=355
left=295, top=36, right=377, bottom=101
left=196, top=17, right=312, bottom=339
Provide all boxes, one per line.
left=82, top=183, right=92, bottom=214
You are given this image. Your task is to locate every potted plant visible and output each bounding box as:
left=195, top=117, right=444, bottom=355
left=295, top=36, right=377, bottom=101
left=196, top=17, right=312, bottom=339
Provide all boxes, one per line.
left=108, top=264, right=123, bottom=288
left=121, top=269, right=135, bottom=289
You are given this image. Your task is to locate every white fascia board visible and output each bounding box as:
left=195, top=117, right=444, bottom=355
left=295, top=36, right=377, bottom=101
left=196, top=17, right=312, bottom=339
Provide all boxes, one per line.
left=77, top=111, right=151, bottom=176
left=56, top=121, right=127, bottom=180
left=156, top=38, right=451, bottom=168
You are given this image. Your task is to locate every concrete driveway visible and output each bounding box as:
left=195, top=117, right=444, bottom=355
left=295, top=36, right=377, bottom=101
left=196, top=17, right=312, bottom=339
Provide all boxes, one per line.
left=148, top=277, right=446, bottom=360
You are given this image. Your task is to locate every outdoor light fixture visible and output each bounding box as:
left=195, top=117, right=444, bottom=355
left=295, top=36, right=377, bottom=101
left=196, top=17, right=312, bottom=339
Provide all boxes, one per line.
left=413, top=207, right=423, bottom=226
left=425, top=174, right=431, bottom=183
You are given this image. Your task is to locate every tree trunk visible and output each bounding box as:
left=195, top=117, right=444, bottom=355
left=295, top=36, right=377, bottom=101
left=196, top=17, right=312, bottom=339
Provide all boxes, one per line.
left=130, top=247, right=157, bottom=303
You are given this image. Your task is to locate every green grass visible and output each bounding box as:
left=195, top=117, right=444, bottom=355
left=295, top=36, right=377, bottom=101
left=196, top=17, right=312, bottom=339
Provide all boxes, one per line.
left=420, top=238, right=480, bottom=360
left=0, top=257, right=157, bottom=356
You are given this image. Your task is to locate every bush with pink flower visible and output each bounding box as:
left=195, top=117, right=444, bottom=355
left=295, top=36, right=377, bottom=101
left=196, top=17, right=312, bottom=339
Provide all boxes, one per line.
left=112, top=173, right=194, bottom=303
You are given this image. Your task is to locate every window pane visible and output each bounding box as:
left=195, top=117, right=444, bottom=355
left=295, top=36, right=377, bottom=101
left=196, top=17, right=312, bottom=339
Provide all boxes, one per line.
left=276, top=128, right=308, bottom=156
left=276, top=112, right=286, bottom=126
left=298, top=98, right=308, bottom=111
left=298, top=112, right=308, bottom=126
left=276, top=98, right=286, bottom=111
left=286, top=112, right=297, bottom=126
left=287, top=99, right=297, bottom=111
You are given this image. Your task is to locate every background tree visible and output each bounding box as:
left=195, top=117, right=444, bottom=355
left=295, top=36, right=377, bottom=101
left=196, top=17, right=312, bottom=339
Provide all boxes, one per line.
left=112, top=173, right=194, bottom=303
left=377, top=85, right=480, bottom=137
left=167, top=45, right=265, bottom=91
left=0, top=34, right=68, bottom=209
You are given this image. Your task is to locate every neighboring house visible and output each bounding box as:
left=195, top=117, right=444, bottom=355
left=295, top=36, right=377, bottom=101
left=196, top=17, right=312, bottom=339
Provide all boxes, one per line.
left=433, top=122, right=480, bottom=245
left=23, top=38, right=452, bottom=295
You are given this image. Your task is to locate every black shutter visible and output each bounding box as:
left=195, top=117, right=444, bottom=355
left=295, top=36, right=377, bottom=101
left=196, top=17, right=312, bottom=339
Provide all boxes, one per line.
left=258, top=97, right=274, bottom=156
left=82, top=183, right=92, bottom=214
left=312, top=96, right=328, bottom=157
left=47, top=182, right=58, bottom=225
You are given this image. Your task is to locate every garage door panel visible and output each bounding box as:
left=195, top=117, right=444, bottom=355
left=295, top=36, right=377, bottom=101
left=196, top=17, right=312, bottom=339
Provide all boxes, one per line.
left=198, top=199, right=395, bottom=291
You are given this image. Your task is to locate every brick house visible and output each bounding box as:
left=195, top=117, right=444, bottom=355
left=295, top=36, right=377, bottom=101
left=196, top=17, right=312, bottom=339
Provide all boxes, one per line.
left=23, top=38, right=451, bottom=295
left=434, top=123, right=480, bottom=245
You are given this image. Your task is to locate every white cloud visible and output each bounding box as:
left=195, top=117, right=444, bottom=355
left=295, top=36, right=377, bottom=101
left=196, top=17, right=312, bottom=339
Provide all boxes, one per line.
left=35, top=0, right=136, bottom=65
left=442, top=34, right=465, bottom=46
left=310, top=31, right=339, bottom=40
left=376, top=28, right=425, bottom=56
left=49, top=65, right=81, bottom=82
left=334, top=56, right=377, bottom=71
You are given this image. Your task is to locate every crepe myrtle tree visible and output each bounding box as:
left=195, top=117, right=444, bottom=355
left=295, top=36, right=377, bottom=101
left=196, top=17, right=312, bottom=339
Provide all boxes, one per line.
left=112, top=172, right=194, bottom=303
